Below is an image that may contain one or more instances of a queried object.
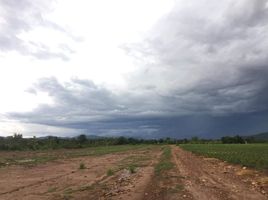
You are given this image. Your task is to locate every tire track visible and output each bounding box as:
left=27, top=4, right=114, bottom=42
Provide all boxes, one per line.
left=172, top=146, right=267, bottom=200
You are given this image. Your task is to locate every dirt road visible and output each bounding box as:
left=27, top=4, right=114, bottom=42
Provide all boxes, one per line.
left=172, top=146, right=267, bottom=200
left=0, top=146, right=161, bottom=200
left=0, top=146, right=267, bottom=200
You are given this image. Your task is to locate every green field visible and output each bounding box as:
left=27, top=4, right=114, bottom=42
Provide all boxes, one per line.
left=179, top=144, right=268, bottom=170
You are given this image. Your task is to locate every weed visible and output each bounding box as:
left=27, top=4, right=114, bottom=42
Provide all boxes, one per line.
left=106, top=168, right=114, bottom=176
left=47, top=187, right=57, bottom=193
left=79, top=184, right=94, bottom=191
left=175, top=184, right=184, bottom=191
left=128, top=164, right=136, bottom=173
left=79, top=162, right=86, bottom=169
left=0, top=145, right=153, bottom=168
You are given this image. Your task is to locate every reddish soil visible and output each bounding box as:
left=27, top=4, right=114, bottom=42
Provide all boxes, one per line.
left=172, top=146, right=268, bottom=200
left=0, top=148, right=159, bottom=200
left=0, top=146, right=267, bottom=200
left=73, top=148, right=162, bottom=200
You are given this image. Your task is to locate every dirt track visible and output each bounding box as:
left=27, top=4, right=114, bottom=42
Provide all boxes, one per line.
left=0, top=146, right=267, bottom=200
left=172, top=146, right=267, bottom=200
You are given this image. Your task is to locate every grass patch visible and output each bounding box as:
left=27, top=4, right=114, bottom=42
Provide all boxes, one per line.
left=128, top=164, right=137, bottom=173
left=112, top=148, right=158, bottom=173
left=179, top=144, right=268, bottom=170
left=79, top=162, right=86, bottom=169
left=47, top=187, right=57, bottom=193
left=169, top=184, right=184, bottom=193
left=155, top=146, right=174, bottom=176
left=62, top=188, right=74, bottom=200
left=175, top=184, right=184, bottom=191
left=78, top=184, right=94, bottom=191
left=106, top=168, right=114, bottom=176
left=0, top=145, right=152, bottom=168
left=0, top=144, right=153, bottom=167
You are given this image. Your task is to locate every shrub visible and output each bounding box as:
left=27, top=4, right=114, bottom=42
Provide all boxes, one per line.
left=79, top=162, right=86, bottom=169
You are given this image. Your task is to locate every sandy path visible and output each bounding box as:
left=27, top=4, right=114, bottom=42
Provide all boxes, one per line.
left=108, top=151, right=161, bottom=200
left=75, top=148, right=162, bottom=200
left=172, top=146, right=267, bottom=200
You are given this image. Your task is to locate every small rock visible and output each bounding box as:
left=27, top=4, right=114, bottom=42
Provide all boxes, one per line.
left=145, top=193, right=148, bottom=196
left=183, top=195, right=187, bottom=198
left=261, top=190, right=266, bottom=194
left=242, top=166, right=247, bottom=170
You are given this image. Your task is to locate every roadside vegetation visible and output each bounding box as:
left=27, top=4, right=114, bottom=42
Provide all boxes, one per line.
left=0, top=145, right=152, bottom=167
left=179, top=144, right=268, bottom=169
left=0, top=134, right=177, bottom=151
left=0, top=132, right=267, bottom=151
left=143, top=146, right=190, bottom=199
left=155, top=146, right=174, bottom=175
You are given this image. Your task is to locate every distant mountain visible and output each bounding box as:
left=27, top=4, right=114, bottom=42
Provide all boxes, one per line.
left=244, top=132, right=268, bottom=141
left=37, top=135, right=104, bottom=140
left=85, top=135, right=104, bottom=139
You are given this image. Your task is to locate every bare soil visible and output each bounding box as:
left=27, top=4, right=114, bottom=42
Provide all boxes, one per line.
left=172, top=146, right=268, bottom=200
left=0, top=146, right=267, bottom=200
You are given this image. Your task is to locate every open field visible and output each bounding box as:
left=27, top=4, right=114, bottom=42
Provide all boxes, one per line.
left=0, top=145, right=267, bottom=200
left=179, top=144, right=268, bottom=170
left=0, top=145, right=153, bottom=167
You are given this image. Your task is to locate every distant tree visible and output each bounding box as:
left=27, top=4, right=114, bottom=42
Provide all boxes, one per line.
left=221, top=135, right=245, bottom=144
left=233, top=135, right=245, bottom=144
left=190, top=136, right=200, bottom=144
left=13, top=133, right=23, bottom=139
left=116, top=136, right=128, bottom=145
left=77, top=134, right=87, bottom=144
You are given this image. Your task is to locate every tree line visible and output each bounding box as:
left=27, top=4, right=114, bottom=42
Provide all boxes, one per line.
left=0, top=133, right=266, bottom=151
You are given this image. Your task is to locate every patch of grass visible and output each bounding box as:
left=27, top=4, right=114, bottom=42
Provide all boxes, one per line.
left=63, top=194, right=73, bottom=200
left=175, top=184, right=184, bottom=191
left=113, top=149, right=157, bottom=173
left=155, top=146, right=174, bottom=175
left=155, top=162, right=174, bottom=174
left=128, top=164, right=136, bottom=173
left=78, top=184, right=94, bottom=191
left=64, top=188, right=74, bottom=195
left=71, top=145, right=154, bottom=157
left=62, top=188, right=74, bottom=200
left=0, top=145, right=152, bottom=168
left=179, top=144, right=268, bottom=170
left=47, top=187, right=57, bottom=193
left=79, top=162, right=86, bottom=169
left=106, top=168, right=114, bottom=176
left=120, top=155, right=151, bottom=167
left=168, top=184, right=184, bottom=194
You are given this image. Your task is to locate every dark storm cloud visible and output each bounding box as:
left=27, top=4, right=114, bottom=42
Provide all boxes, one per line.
left=125, top=0, right=268, bottom=114
left=8, top=71, right=268, bottom=138
left=7, top=0, right=268, bottom=138
left=0, top=0, right=75, bottom=60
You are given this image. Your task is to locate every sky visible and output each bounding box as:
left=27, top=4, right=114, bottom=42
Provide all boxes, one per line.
left=0, top=0, right=268, bottom=138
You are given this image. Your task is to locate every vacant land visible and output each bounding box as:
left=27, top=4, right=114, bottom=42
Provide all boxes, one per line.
left=0, top=145, right=267, bottom=200
left=179, top=144, right=268, bottom=169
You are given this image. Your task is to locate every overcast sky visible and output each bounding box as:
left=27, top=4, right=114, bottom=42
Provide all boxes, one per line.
left=0, top=0, right=268, bottom=138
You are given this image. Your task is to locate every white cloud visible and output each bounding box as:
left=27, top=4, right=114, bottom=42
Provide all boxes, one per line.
left=1, top=0, right=268, bottom=137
